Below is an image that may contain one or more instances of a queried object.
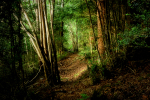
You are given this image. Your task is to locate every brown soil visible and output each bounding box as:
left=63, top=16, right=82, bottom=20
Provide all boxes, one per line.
left=27, top=53, right=97, bottom=100
left=28, top=48, right=150, bottom=100
left=58, top=54, right=87, bottom=82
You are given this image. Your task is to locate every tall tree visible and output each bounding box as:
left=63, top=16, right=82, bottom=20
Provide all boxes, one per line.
left=15, top=0, right=61, bottom=86
left=59, top=0, right=64, bottom=54
left=97, top=0, right=105, bottom=58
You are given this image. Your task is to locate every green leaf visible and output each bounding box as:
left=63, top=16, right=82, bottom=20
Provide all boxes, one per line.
left=126, top=13, right=131, bottom=16
left=80, top=93, right=89, bottom=100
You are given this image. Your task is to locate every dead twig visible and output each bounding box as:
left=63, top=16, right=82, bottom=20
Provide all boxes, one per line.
left=126, top=66, right=136, bottom=75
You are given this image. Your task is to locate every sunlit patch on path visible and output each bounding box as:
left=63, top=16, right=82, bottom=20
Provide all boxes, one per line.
left=58, top=54, right=87, bottom=82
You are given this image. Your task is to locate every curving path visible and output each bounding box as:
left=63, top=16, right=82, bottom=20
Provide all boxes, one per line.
left=29, top=53, right=99, bottom=100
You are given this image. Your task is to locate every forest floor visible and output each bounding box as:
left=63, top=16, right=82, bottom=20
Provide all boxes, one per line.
left=28, top=47, right=150, bottom=100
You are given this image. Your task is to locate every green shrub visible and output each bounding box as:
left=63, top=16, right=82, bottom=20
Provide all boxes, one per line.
left=89, top=62, right=112, bottom=84
left=89, top=64, right=106, bottom=84
left=118, top=25, right=142, bottom=47
left=118, top=25, right=150, bottom=49
left=78, top=93, right=89, bottom=100
left=90, top=64, right=102, bottom=84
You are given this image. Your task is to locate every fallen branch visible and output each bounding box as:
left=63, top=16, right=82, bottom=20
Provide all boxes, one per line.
left=126, top=66, right=136, bottom=75
left=25, top=64, right=43, bottom=85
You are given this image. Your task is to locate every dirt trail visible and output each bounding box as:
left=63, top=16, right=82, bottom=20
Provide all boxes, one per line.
left=49, top=53, right=100, bottom=100
left=58, top=54, right=87, bottom=82
left=28, top=47, right=150, bottom=100
left=33, top=48, right=150, bottom=100
left=30, top=53, right=99, bottom=100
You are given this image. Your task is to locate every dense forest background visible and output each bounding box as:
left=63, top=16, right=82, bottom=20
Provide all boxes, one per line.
left=0, top=0, right=150, bottom=99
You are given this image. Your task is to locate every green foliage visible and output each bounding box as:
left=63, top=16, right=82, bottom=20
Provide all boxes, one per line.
left=127, top=0, right=131, bottom=6
left=79, top=48, right=112, bottom=84
left=128, top=0, right=150, bottom=26
left=79, top=47, right=91, bottom=59
left=87, top=55, right=112, bottom=84
left=118, top=25, right=150, bottom=49
left=60, top=0, right=97, bottom=53
left=89, top=64, right=103, bottom=84
left=78, top=93, right=89, bottom=100
left=57, top=51, right=69, bottom=61
left=118, top=26, right=141, bottom=47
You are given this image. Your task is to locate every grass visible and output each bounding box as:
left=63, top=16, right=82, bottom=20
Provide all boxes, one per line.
left=78, top=93, right=89, bottom=100
left=61, top=77, right=69, bottom=81
left=74, top=73, right=79, bottom=77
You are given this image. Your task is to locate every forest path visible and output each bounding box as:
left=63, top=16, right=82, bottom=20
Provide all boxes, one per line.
left=33, top=48, right=150, bottom=100
left=30, top=53, right=100, bottom=100
left=58, top=53, right=87, bottom=82
left=49, top=53, right=97, bottom=100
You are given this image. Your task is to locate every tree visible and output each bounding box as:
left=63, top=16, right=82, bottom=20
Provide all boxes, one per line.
left=97, top=0, right=105, bottom=58
left=0, top=0, right=27, bottom=99
left=15, top=0, right=60, bottom=86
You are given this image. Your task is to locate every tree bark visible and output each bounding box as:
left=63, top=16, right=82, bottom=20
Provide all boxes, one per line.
left=18, top=0, right=61, bottom=86
left=97, top=0, right=105, bottom=57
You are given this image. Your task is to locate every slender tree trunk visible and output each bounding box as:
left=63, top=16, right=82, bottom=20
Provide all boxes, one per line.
left=9, top=4, right=18, bottom=95
left=89, top=31, right=93, bottom=54
left=97, top=0, right=105, bottom=58
left=49, top=0, right=61, bottom=84
left=35, top=0, right=39, bottom=32
left=18, top=0, right=61, bottom=86
left=106, top=0, right=110, bottom=53
left=38, top=0, right=43, bottom=70
left=75, top=21, right=78, bottom=52
left=25, top=37, right=28, bottom=56
left=18, top=1, right=27, bottom=97
left=85, top=0, right=101, bottom=61
left=69, top=25, right=75, bottom=51
left=60, top=0, right=64, bottom=55
left=76, top=24, right=78, bottom=52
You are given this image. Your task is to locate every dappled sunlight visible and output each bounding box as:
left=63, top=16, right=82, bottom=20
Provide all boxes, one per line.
left=58, top=54, right=88, bottom=82
left=60, top=63, right=87, bottom=82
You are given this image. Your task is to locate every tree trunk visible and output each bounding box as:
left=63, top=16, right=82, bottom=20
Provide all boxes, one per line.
left=85, top=0, right=101, bottom=61
left=18, top=0, right=61, bottom=86
left=75, top=21, right=78, bottom=52
left=49, top=0, right=61, bottom=84
left=97, top=0, right=105, bottom=58
left=60, top=0, right=64, bottom=55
